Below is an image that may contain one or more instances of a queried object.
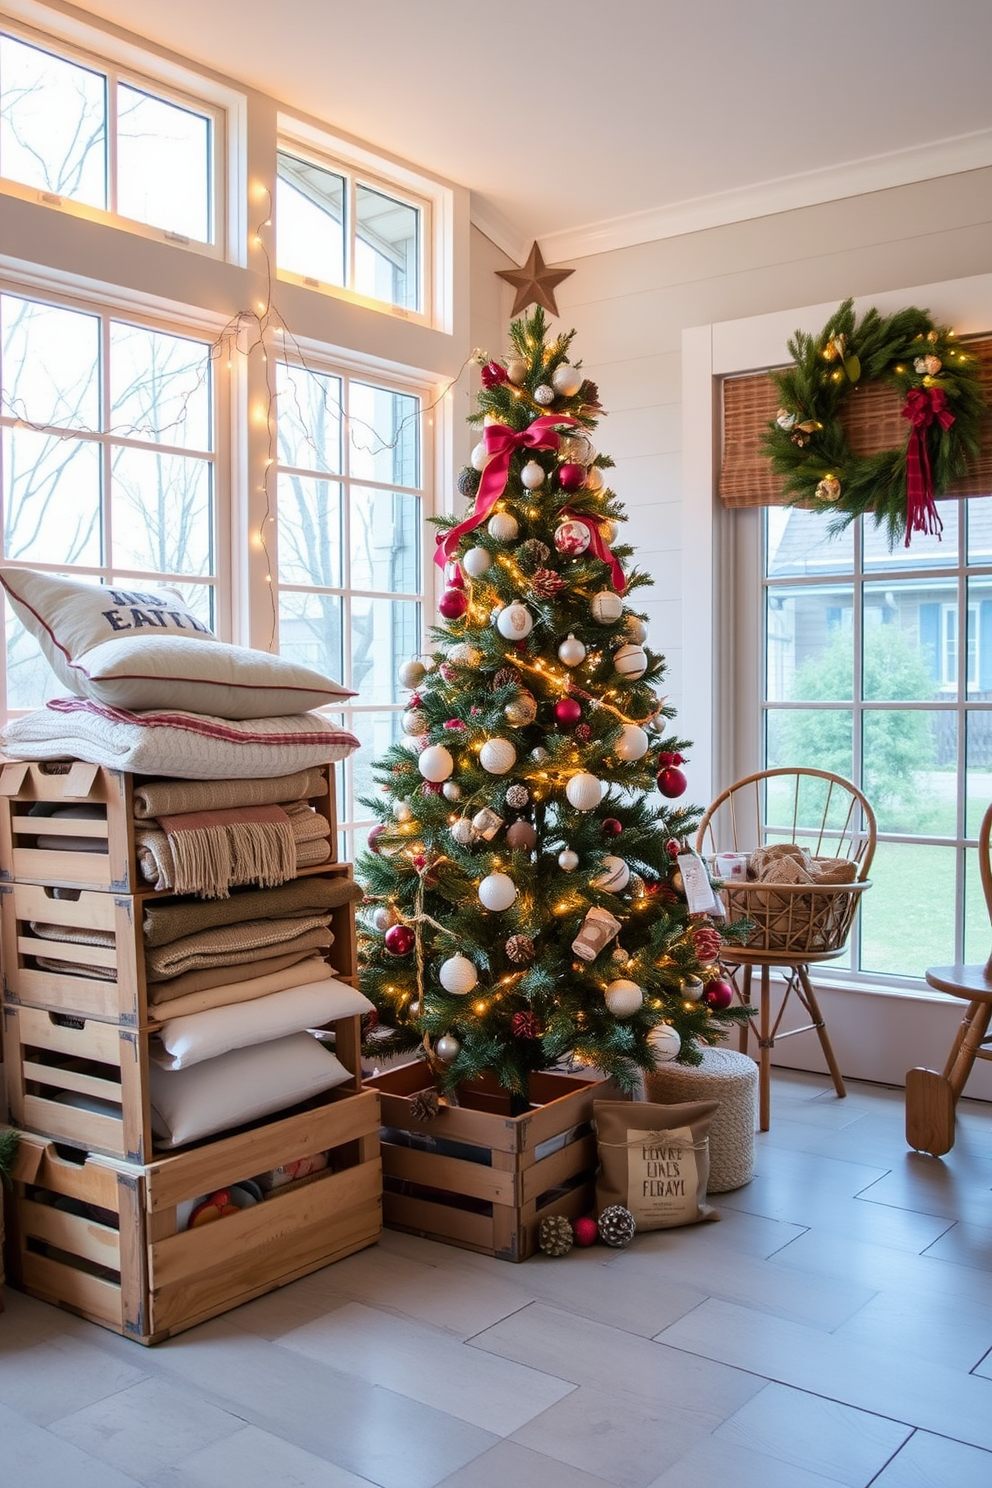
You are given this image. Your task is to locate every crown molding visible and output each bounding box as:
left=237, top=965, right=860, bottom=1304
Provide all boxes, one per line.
left=468, top=195, right=530, bottom=266
left=502, top=129, right=992, bottom=267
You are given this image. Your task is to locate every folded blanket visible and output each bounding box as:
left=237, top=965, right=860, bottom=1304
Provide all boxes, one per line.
left=748, top=843, right=858, bottom=886
left=145, top=914, right=333, bottom=981
left=35, top=955, right=117, bottom=981
left=150, top=803, right=297, bottom=899
left=132, top=767, right=328, bottom=819
left=1, top=699, right=359, bottom=780
left=149, top=948, right=328, bottom=1008
left=134, top=800, right=331, bottom=894
left=150, top=955, right=332, bottom=1020
left=143, top=875, right=361, bottom=946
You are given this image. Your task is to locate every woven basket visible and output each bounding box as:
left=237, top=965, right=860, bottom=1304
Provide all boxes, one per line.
left=722, top=877, right=870, bottom=957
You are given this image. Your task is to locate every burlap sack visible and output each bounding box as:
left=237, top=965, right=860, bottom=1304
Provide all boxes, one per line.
left=594, top=1099, right=720, bottom=1230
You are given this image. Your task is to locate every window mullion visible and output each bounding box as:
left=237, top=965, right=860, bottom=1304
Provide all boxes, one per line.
left=106, top=65, right=118, bottom=217
left=101, top=313, right=113, bottom=574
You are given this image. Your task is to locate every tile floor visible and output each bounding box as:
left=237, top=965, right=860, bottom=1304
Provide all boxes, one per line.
left=2, top=1068, right=992, bottom=1488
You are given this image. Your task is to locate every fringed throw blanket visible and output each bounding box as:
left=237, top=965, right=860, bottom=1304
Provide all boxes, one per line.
left=152, top=803, right=296, bottom=899
left=135, top=799, right=331, bottom=895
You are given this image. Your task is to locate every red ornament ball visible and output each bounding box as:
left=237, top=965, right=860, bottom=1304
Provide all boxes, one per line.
left=657, top=766, right=687, bottom=798
left=601, top=818, right=623, bottom=838
left=439, top=588, right=469, bottom=620
left=665, top=838, right=682, bottom=858
left=481, top=359, right=509, bottom=388
left=368, top=824, right=386, bottom=854
left=554, top=697, right=582, bottom=728
left=510, top=1010, right=540, bottom=1039
left=384, top=923, right=415, bottom=956
left=658, top=751, right=684, bottom=768
left=692, top=926, right=723, bottom=961
left=557, top=462, right=587, bottom=492
left=573, top=1216, right=599, bottom=1247
left=704, top=979, right=735, bottom=1010
left=575, top=723, right=592, bottom=741
left=420, top=781, right=443, bottom=795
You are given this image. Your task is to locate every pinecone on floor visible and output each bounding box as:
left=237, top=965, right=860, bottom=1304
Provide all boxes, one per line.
left=598, top=1204, right=636, bottom=1248
left=538, top=1215, right=574, bottom=1256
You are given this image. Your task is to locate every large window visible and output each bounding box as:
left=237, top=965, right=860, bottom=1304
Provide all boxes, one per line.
left=762, top=501, right=992, bottom=982
left=276, top=359, right=426, bottom=859
left=0, top=289, right=218, bottom=707
left=277, top=146, right=423, bottom=315
left=0, top=26, right=218, bottom=246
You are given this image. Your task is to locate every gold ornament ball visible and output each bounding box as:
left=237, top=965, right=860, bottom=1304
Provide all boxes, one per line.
left=506, top=357, right=528, bottom=385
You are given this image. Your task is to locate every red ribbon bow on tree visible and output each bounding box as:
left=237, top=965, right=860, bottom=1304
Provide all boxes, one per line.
left=435, top=415, right=578, bottom=568
left=557, top=505, right=627, bottom=593
left=901, top=385, right=954, bottom=547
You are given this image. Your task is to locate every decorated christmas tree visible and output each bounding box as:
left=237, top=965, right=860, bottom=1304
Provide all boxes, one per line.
left=358, top=308, right=748, bottom=1103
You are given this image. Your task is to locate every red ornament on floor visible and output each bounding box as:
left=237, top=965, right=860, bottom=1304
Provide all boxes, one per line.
left=573, top=1216, right=599, bottom=1247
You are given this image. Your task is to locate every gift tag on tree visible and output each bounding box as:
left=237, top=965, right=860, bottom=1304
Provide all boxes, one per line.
left=676, top=850, right=722, bottom=915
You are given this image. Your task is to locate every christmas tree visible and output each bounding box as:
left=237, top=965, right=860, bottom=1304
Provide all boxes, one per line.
left=359, top=308, right=748, bottom=1103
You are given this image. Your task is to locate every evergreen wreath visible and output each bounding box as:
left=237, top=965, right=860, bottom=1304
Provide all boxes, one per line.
left=762, top=298, right=985, bottom=546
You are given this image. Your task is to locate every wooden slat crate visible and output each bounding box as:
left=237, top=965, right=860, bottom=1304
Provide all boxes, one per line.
left=366, top=1063, right=622, bottom=1262
left=5, top=1091, right=381, bottom=1344
left=0, top=864, right=359, bottom=1026
left=3, top=1002, right=366, bottom=1163
left=0, top=758, right=338, bottom=893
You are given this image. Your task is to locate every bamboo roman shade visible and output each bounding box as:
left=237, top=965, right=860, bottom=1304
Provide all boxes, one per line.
left=719, top=334, right=992, bottom=509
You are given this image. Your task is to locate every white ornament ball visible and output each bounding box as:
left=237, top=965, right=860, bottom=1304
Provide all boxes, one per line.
left=371, top=905, right=397, bottom=931
left=393, top=799, right=413, bottom=822
left=626, top=616, right=648, bottom=644
left=443, top=781, right=462, bottom=802
left=448, top=642, right=482, bottom=669
left=614, top=644, right=648, bottom=679
left=681, top=976, right=705, bottom=1002
left=648, top=1024, right=682, bottom=1062
left=591, top=591, right=623, bottom=625
left=462, top=547, right=491, bottom=578
left=450, top=818, right=475, bottom=847
left=496, top=603, right=534, bottom=640
left=554, top=519, right=590, bottom=556
left=521, top=460, right=545, bottom=490
left=408, top=1000, right=420, bottom=1019
left=592, top=855, right=630, bottom=892
left=531, top=745, right=549, bottom=763
left=551, top=364, right=583, bottom=397
left=488, top=511, right=519, bottom=542
left=615, top=724, right=649, bottom=761
left=557, top=633, right=587, bottom=667
left=565, top=772, right=603, bottom=812
left=558, top=849, right=580, bottom=872
left=402, top=709, right=428, bottom=736
left=480, top=738, right=517, bottom=775
left=436, top=1034, right=461, bottom=1062
left=506, top=357, right=528, bottom=385
left=439, top=954, right=478, bottom=996
left=470, top=440, right=490, bottom=471
left=585, top=467, right=604, bottom=492
left=534, top=384, right=555, bottom=405
left=418, top=744, right=454, bottom=783
left=479, top=872, right=517, bottom=912
left=604, top=979, right=644, bottom=1017
left=398, top=659, right=426, bottom=689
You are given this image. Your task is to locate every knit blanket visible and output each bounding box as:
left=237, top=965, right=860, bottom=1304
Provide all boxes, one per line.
left=132, top=767, right=327, bottom=819
left=145, top=914, right=333, bottom=981
left=149, top=954, right=332, bottom=1021
left=149, top=948, right=328, bottom=1007
left=1, top=699, right=359, bottom=779
left=142, top=875, right=361, bottom=946
left=135, top=801, right=331, bottom=894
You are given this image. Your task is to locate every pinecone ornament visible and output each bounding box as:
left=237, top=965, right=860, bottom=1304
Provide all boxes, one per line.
left=492, top=667, right=517, bottom=691
left=530, top=567, right=566, bottom=599
left=598, top=1204, right=636, bottom=1248
left=538, top=1215, right=574, bottom=1256
left=457, top=466, right=481, bottom=498
left=516, top=538, right=551, bottom=570
left=510, top=1010, right=540, bottom=1040
left=409, top=1088, right=441, bottom=1123
left=506, top=935, right=536, bottom=965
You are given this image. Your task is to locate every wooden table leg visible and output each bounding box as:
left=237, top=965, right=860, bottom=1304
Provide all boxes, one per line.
left=758, top=964, right=772, bottom=1132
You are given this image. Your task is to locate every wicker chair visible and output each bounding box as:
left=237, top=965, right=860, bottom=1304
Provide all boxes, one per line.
left=696, top=768, right=876, bottom=1131
left=905, top=800, right=992, bottom=1157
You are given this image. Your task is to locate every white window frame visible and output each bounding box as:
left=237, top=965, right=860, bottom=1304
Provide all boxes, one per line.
left=0, top=2, right=248, bottom=264
left=277, top=113, right=455, bottom=333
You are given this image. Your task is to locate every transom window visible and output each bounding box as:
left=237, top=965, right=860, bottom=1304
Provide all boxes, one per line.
left=762, top=500, right=992, bottom=983
left=0, top=288, right=218, bottom=707
left=275, top=359, right=427, bottom=859
left=277, top=146, right=423, bottom=315
left=0, top=27, right=218, bottom=246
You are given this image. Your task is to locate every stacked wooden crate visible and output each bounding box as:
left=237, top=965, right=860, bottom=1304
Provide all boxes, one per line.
left=0, top=758, right=381, bottom=1344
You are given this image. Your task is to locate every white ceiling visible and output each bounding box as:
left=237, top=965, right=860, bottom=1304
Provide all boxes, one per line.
left=73, top=0, right=992, bottom=262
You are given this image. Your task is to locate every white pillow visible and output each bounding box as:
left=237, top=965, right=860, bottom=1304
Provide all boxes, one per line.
left=152, top=978, right=373, bottom=1070
left=149, top=1033, right=351, bottom=1148
left=68, top=635, right=354, bottom=719
left=0, top=568, right=214, bottom=692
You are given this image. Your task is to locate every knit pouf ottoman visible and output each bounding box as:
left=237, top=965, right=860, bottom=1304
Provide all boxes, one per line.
left=645, top=1046, right=757, bottom=1192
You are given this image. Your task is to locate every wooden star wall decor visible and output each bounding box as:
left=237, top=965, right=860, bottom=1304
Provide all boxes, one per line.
left=496, top=241, right=574, bottom=318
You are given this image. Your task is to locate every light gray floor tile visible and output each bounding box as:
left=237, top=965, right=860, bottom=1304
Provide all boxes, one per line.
left=436, top=1437, right=623, bottom=1488
left=145, top=1423, right=377, bottom=1488
left=871, top=1429, right=992, bottom=1488
left=471, top=1301, right=764, bottom=1429
left=713, top=1380, right=911, bottom=1484
left=832, top=1285, right=992, bottom=1373
left=48, top=1375, right=244, bottom=1478
left=856, top=1159, right=992, bottom=1225
left=511, top=1384, right=711, bottom=1488
left=277, top=1299, right=575, bottom=1434
left=643, top=1435, right=864, bottom=1488
left=0, top=1327, right=149, bottom=1426
left=772, top=1224, right=992, bottom=1309
left=655, top=1297, right=992, bottom=1451
left=921, top=1217, right=992, bottom=1271
left=0, top=1400, right=142, bottom=1488
left=976, top=1348, right=992, bottom=1380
